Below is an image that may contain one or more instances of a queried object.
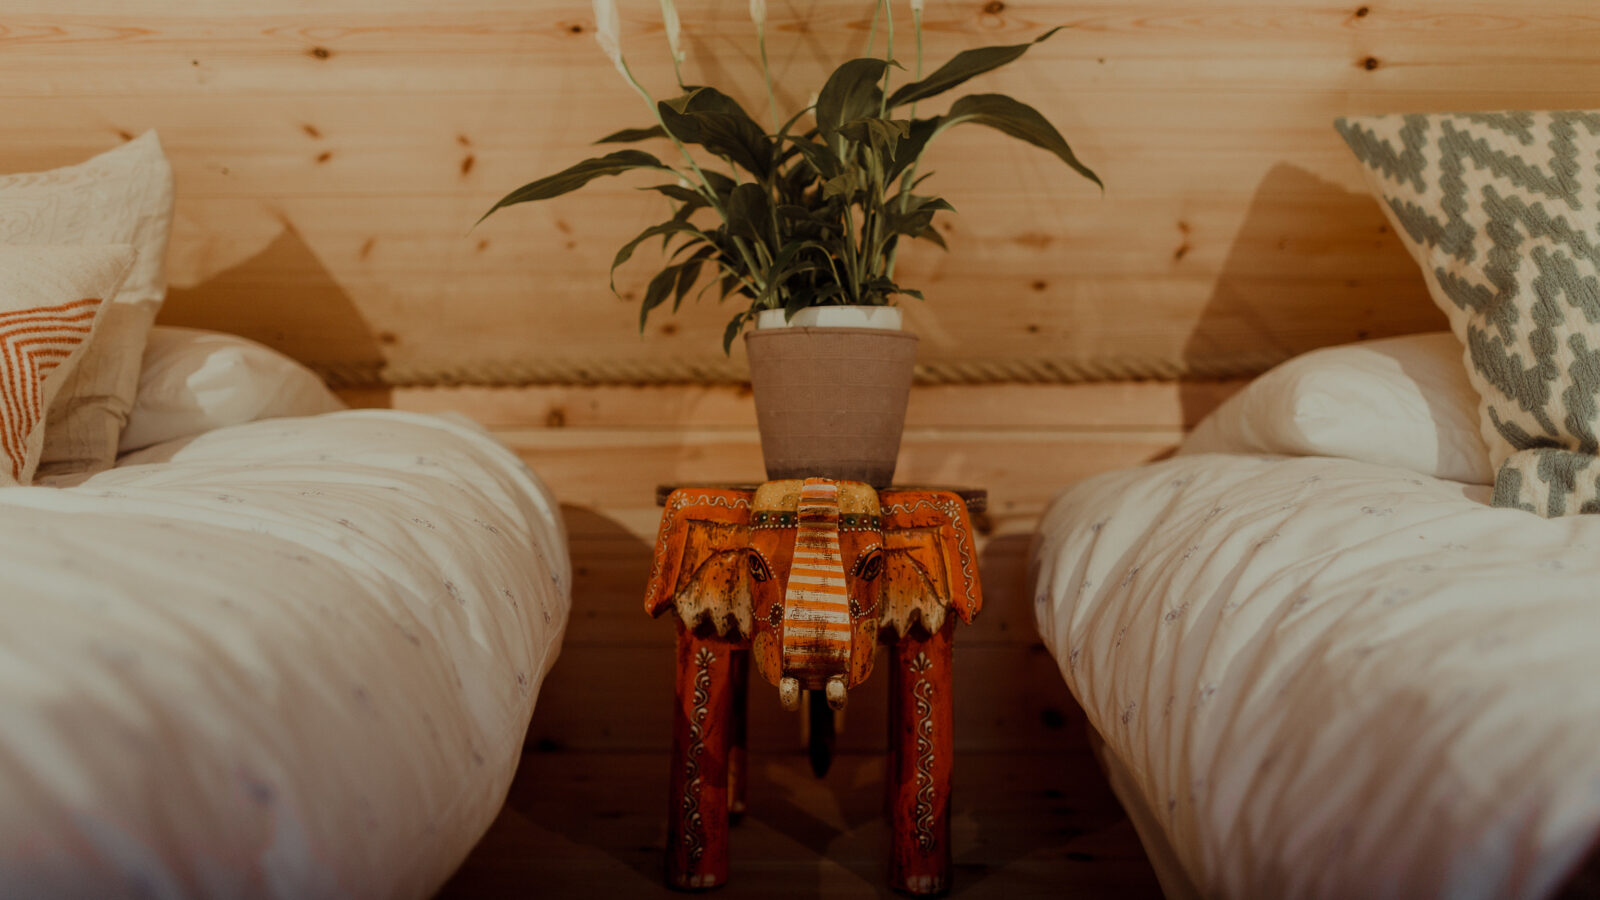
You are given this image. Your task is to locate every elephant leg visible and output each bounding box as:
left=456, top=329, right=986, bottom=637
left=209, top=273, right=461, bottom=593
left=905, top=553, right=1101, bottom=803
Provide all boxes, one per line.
left=666, top=623, right=736, bottom=890
left=728, top=647, right=749, bottom=821
left=887, top=619, right=955, bottom=896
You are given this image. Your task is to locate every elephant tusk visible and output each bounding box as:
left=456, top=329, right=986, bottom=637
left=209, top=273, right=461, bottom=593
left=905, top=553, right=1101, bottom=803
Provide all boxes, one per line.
left=825, top=675, right=847, bottom=711
left=778, top=676, right=801, bottom=711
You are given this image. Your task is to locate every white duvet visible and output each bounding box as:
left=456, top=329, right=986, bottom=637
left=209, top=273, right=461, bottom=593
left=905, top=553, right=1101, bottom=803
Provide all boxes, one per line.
left=0, top=410, right=569, bottom=899
left=1033, top=453, right=1600, bottom=900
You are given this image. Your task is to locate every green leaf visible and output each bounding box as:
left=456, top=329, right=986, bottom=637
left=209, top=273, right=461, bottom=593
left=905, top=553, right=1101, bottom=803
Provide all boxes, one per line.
left=815, top=58, right=891, bottom=139
left=660, top=198, right=704, bottom=251
left=673, top=246, right=715, bottom=311
left=610, top=220, right=706, bottom=292
left=658, top=88, right=774, bottom=179
left=725, top=183, right=775, bottom=249
left=772, top=107, right=815, bottom=168
left=912, top=224, right=948, bottom=250
left=784, top=287, right=813, bottom=321
left=597, top=126, right=669, bottom=144
left=838, top=116, right=912, bottom=156
left=756, top=240, right=831, bottom=307
left=886, top=27, right=1063, bottom=108
left=703, top=170, right=737, bottom=199
left=668, top=234, right=711, bottom=261
left=882, top=197, right=954, bottom=243
left=776, top=205, right=837, bottom=228
left=943, top=94, right=1102, bottom=190
left=640, top=265, right=682, bottom=331
left=640, top=183, right=706, bottom=205
left=885, top=118, right=942, bottom=185
left=721, top=311, right=748, bottom=354
left=776, top=204, right=840, bottom=242
left=811, top=283, right=849, bottom=305
left=478, top=150, right=670, bottom=225
left=860, top=277, right=916, bottom=304
left=791, top=140, right=843, bottom=180
left=822, top=173, right=855, bottom=199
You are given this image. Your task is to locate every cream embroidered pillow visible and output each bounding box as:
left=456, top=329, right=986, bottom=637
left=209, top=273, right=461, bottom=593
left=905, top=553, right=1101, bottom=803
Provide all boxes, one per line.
left=0, top=131, right=175, bottom=477
left=1337, top=111, right=1600, bottom=516
left=0, top=245, right=133, bottom=486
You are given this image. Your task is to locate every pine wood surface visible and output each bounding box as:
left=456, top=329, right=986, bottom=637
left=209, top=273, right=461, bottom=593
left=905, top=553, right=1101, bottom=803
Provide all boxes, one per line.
left=8, top=1, right=1596, bottom=384
left=438, top=747, right=1164, bottom=899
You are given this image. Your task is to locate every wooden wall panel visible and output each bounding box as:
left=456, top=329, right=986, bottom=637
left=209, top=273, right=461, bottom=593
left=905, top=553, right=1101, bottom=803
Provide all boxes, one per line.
left=10, top=1, right=1595, bottom=755
left=4, top=1, right=1596, bottom=383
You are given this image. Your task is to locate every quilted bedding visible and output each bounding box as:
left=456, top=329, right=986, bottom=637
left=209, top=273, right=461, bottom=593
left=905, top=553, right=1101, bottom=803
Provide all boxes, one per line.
left=1034, top=453, right=1600, bottom=899
left=0, top=410, right=569, bottom=899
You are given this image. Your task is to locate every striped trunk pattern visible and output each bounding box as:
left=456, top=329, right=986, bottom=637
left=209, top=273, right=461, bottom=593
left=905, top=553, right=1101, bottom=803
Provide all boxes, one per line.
left=0, top=298, right=101, bottom=483
left=779, top=478, right=852, bottom=683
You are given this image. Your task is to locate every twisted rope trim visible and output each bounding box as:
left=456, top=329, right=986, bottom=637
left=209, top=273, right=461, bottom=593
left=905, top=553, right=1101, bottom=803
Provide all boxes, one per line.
left=311, top=352, right=1285, bottom=389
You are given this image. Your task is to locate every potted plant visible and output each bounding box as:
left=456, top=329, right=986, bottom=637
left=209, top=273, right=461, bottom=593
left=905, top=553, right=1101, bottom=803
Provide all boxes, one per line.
left=479, top=0, right=1100, bottom=487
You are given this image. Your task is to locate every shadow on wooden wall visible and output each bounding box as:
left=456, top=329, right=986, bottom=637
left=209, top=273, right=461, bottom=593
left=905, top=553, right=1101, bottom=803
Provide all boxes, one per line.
left=1178, top=161, right=1446, bottom=428
left=160, top=222, right=392, bottom=406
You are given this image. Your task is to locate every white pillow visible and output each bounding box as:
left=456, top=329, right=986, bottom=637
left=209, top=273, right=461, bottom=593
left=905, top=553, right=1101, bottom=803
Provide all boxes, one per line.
left=119, top=327, right=345, bottom=454
left=1179, top=332, right=1494, bottom=484
left=0, top=132, right=176, bottom=475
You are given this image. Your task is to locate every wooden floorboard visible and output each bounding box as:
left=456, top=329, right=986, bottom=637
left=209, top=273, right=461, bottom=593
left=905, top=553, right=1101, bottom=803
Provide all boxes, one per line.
left=437, top=747, right=1164, bottom=899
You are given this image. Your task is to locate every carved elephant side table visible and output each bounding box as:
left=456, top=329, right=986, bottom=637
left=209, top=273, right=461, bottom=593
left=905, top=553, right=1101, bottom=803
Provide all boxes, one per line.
left=645, top=478, right=984, bottom=895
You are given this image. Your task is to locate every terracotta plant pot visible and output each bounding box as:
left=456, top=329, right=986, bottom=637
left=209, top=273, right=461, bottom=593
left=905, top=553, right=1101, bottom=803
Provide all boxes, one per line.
left=744, top=317, right=918, bottom=488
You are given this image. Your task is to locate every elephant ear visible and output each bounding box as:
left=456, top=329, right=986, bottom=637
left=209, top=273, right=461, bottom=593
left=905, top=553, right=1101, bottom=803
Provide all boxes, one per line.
left=645, top=489, right=755, bottom=636
left=672, top=549, right=753, bottom=637
left=878, top=490, right=983, bottom=636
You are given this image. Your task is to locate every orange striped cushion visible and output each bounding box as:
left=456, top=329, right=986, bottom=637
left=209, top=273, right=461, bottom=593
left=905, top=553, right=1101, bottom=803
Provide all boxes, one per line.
left=0, top=246, right=134, bottom=486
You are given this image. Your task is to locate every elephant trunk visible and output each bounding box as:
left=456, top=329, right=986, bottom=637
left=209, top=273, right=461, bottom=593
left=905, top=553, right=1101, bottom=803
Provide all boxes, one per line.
left=778, top=479, right=852, bottom=707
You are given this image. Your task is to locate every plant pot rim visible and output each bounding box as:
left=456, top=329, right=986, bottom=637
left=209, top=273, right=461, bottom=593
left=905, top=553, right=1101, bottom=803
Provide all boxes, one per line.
left=754, top=306, right=904, bottom=331
left=744, top=325, right=919, bottom=344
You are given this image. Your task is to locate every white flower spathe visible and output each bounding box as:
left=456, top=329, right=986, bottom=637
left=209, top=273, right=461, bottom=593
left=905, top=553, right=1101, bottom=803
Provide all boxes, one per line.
left=658, top=0, right=685, bottom=64
left=910, top=0, right=924, bottom=12
left=592, top=0, right=628, bottom=79
left=749, top=0, right=767, bottom=28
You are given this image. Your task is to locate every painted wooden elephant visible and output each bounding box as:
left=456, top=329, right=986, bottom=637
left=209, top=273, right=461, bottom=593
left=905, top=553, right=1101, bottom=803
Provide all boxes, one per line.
left=644, top=478, right=983, bottom=895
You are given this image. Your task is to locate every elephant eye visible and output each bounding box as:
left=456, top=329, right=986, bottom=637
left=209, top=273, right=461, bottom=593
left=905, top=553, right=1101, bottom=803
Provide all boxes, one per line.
left=747, top=549, right=772, bottom=583
left=853, top=548, right=883, bottom=581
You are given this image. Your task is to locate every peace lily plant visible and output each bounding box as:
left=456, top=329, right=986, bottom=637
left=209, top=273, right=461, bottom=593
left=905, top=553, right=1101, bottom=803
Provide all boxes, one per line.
left=480, top=0, right=1101, bottom=352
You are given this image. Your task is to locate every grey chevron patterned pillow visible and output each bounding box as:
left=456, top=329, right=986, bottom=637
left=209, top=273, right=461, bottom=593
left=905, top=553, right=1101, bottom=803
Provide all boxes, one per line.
left=1337, top=111, right=1600, bottom=517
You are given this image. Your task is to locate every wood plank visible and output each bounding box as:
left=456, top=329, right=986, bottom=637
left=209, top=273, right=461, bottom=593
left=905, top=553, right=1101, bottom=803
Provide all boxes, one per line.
left=151, top=187, right=1447, bottom=383
left=348, top=381, right=1247, bottom=430
left=157, top=192, right=1430, bottom=286
left=145, top=183, right=1448, bottom=384
left=9, top=91, right=1598, bottom=200
left=2, top=3, right=1595, bottom=99
left=503, top=428, right=1179, bottom=534
left=5, top=1, right=1591, bottom=383
left=439, top=747, right=1162, bottom=899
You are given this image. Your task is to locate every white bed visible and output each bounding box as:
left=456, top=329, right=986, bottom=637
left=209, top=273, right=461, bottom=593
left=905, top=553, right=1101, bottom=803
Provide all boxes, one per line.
left=1032, top=337, right=1600, bottom=899
left=0, top=358, right=569, bottom=897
